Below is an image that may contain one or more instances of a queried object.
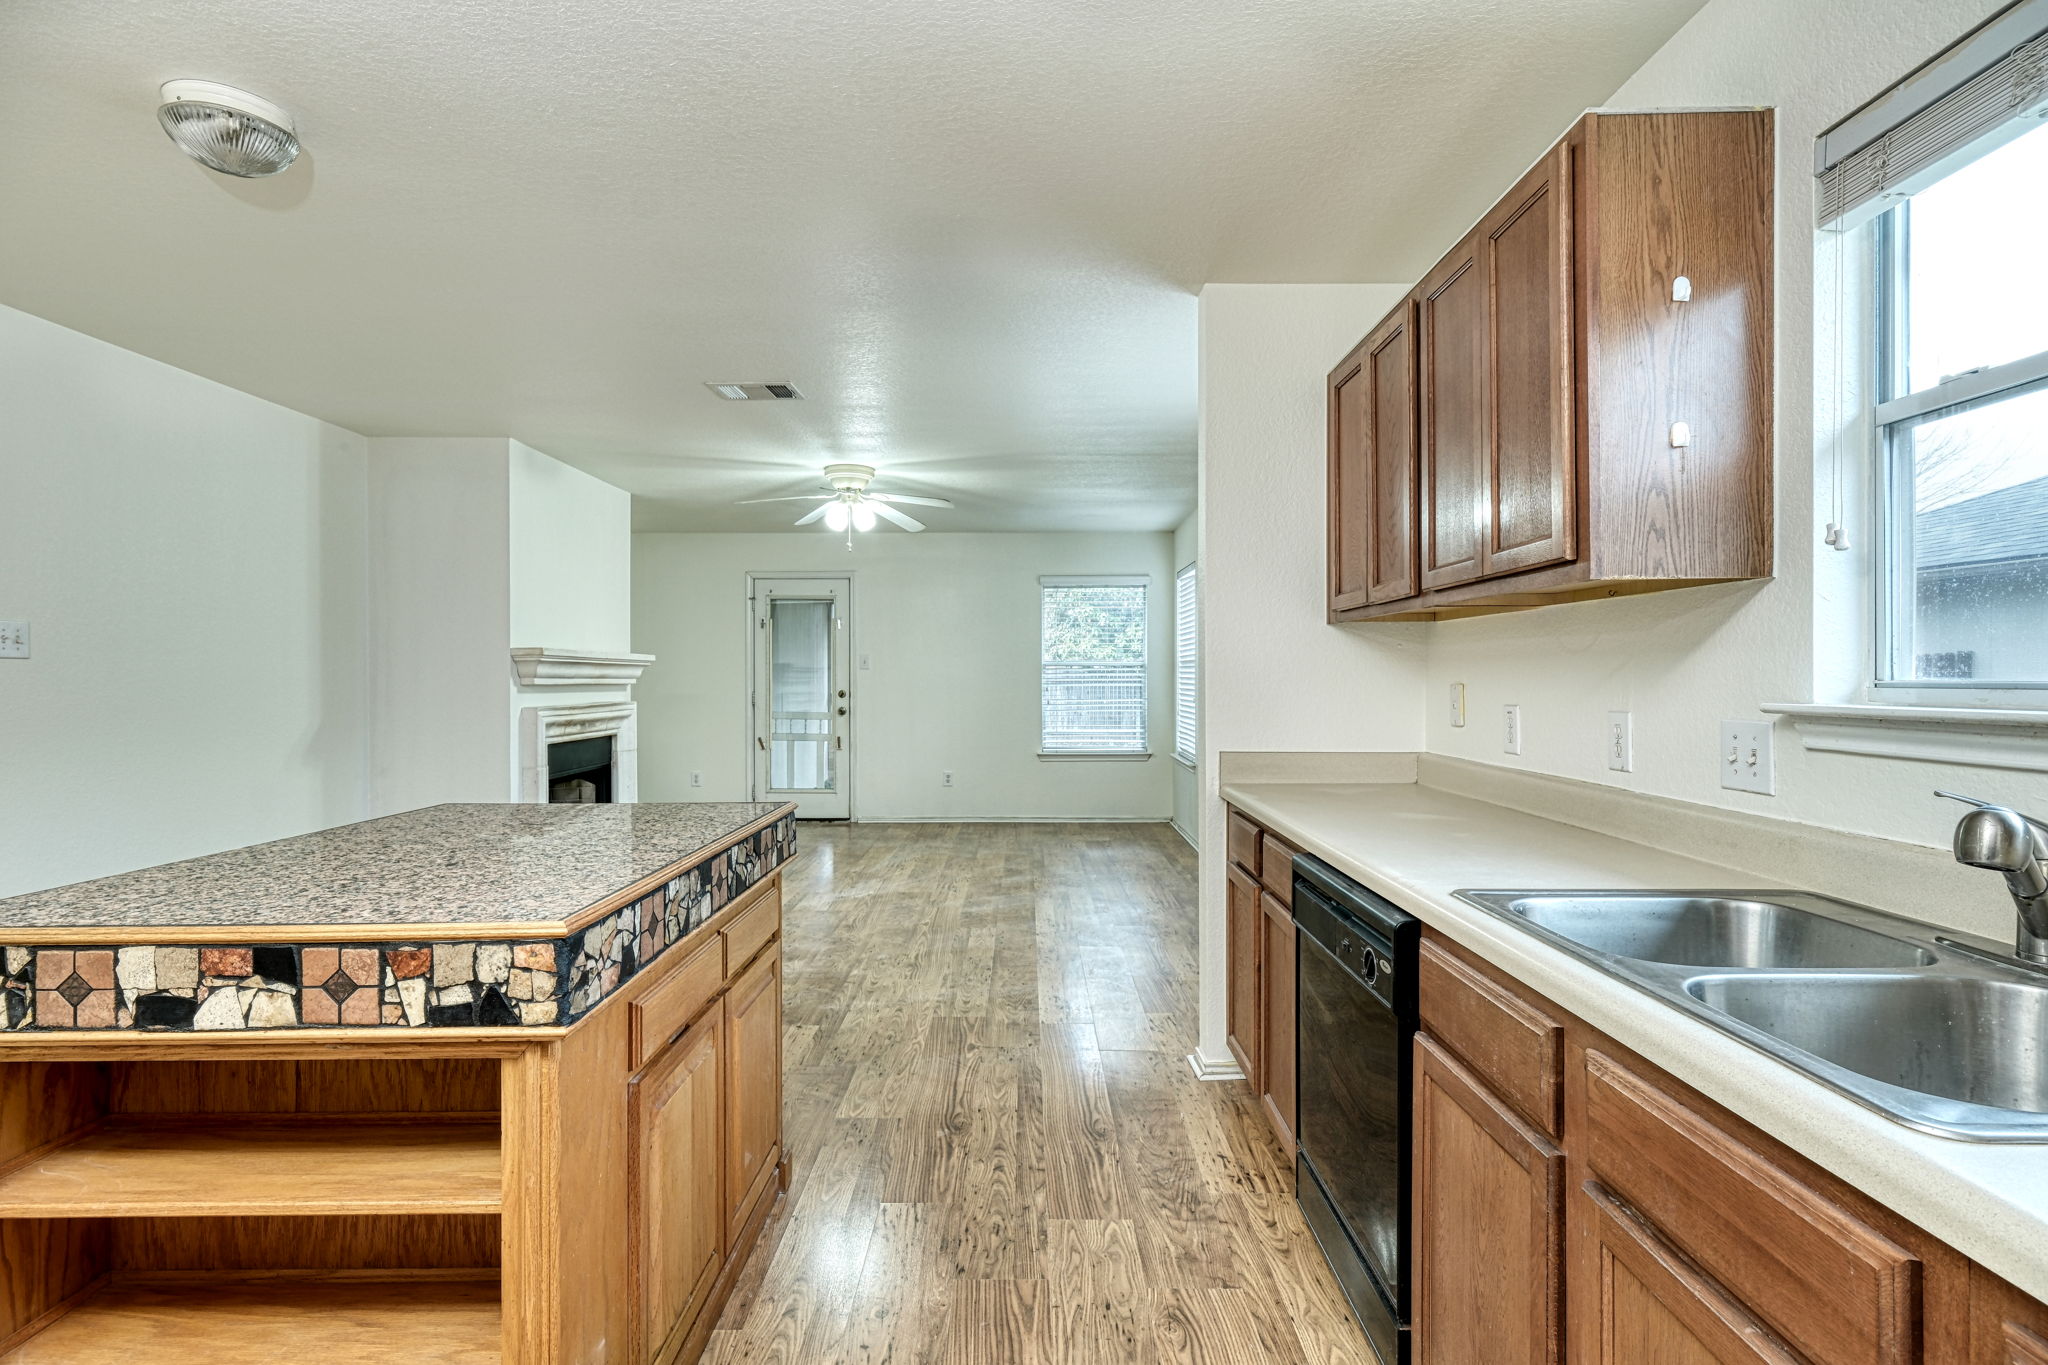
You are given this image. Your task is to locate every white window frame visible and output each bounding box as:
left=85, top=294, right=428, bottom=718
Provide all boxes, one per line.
left=1038, top=574, right=1152, bottom=760
left=1869, top=172, right=2048, bottom=701
left=1173, top=563, right=1198, bottom=767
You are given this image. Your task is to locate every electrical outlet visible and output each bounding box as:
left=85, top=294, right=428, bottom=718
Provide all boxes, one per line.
left=1720, top=720, right=1775, bottom=795
left=943, top=770, right=954, bottom=787
left=690, top=771, right=702, bottom=788
left=1448, top=682, right=1466, bottom=728
left=1503, top=704, right=1522, bottom=756
left=1607, top=711, right=1632, bottom=772
left=0, top=621, right=26, bottom=659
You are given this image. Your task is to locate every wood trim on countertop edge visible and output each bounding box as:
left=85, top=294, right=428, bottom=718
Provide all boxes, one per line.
left=1, top=803, right=798, bottom=946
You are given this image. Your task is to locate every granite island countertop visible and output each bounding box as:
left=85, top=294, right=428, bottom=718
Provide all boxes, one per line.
left=0, top=802, right=797, bottom=1035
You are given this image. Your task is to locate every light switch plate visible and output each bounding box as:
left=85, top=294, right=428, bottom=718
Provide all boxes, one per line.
left=1720, top=720, right=1775, bottom=795
left=1607, top=711, right=1632, bottom=772
left=1503, top=704, right=1523, bottom=756
left=0, top=621, right=26, bottom=659
left=1448, top=682, right=1466, bottom=728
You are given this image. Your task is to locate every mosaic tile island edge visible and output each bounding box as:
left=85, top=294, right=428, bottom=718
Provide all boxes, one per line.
left=0, top=802, right=796, bottom=1035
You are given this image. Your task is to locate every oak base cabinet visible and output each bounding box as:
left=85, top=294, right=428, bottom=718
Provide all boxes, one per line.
left=1224, top=805, right=1300, bottom=1157
left=1412, top=928, right=2047, bottom=1365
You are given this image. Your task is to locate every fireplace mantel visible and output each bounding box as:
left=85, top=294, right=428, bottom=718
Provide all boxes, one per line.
left=510, top=647, right=656, bottom=687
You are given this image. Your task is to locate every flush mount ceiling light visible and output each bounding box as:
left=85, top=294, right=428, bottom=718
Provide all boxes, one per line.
left=735, top=463, right=954, bottom=549
left=156, top=81, right=300, bottom=178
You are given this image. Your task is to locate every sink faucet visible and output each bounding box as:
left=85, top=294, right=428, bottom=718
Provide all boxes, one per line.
left=1939, top=791, right=2048, bottom=963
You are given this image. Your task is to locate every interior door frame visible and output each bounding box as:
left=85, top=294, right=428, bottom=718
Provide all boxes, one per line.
left=746, top=573, right=855, bottom=819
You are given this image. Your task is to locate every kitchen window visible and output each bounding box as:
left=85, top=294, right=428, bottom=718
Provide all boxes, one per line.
left=1040, top=576, right=1149, bottom=756
left=1816, top=2, right=2048, bottom=696
left=1873, top=121, right=2048, bottom=689
left=1174, top=563, right=1197, bottom=766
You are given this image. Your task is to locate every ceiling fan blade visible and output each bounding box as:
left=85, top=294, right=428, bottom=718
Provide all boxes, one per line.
left=871, top=502, right=925, bottom=532
left=870, top=493, right=954, bottom=508
left=793, top=504, right=833, bottom=526
left=736, top=494, right=834, bottom=505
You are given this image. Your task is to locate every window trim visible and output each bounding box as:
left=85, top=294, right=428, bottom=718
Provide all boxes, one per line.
left=1037, top=574, right=1152, bottom=758
left=1173, top=562, right=1198, bottom=768
left=1869, top=201, right=2048, bottom=696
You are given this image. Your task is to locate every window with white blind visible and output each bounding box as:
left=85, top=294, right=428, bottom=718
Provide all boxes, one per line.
left=1174, top=564, right=1197, bottom=765
left=1040, top=577, right=1149, bottom=756
left=1818, top=0, right=2048, bottom=692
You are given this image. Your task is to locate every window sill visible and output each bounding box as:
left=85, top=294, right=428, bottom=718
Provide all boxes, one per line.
left=1173, top=754, right=1197, bottom=771
left=1759, top=702, right=2048, bottom=773
left=1037, top=751, right=1154, bottom=762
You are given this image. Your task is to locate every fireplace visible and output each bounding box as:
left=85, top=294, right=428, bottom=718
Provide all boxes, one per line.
left=546, top=735, right=614, bottom=803
left=519, top=700, right=639, bottom=804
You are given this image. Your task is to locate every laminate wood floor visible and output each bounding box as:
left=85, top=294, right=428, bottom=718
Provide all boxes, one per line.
left=702, top=821, right=1374, bottom=1364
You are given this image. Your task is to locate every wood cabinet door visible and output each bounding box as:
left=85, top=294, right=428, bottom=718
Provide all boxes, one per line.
left=1226, top=865, right=1262, bottom=1085
left=1412, top=1033, right=1563, bottom=1365
left=631, top=1008, right=726, bottom=1365
left=1258, top=890, right=1297, bottom=1156
left=1972, top=1266, right=2048, bottom=1364
left=1330, top=302, right=1420, bottom=612
left=723, top=940, right=783, bottom=1245
left=1478, top=140, right=1577, bottom=578
left=1418, top=232, right=1488, bottom=589
left=1579, top=1182, right=1801, bottom=1364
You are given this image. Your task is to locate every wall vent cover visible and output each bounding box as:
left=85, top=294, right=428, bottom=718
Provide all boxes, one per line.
left=706, top=382, right=803, bottom=400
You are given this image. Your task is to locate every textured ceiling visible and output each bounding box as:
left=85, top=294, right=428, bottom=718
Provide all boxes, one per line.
left=0, top=0, right=1703, bottom=532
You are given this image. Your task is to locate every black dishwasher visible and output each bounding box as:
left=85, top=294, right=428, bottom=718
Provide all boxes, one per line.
left=1293, top=854, right=1419, bottom=1365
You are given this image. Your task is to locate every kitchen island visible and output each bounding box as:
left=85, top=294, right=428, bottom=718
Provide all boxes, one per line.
left=0, top=801, right=797, bottom=1364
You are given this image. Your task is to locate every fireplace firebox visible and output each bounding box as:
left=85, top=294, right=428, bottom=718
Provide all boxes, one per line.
left=546, top=735, right=614, bottom=803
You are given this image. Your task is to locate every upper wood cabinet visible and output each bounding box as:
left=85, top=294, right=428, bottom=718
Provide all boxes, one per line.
left=1329, top=109, right=1774, bottom=622
left=1330, top=302, right=1420, bottom=609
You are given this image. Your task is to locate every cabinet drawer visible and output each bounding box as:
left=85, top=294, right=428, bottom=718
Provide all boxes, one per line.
left=1259, top=832, right=1300, bottom=907
left=1419, top=939, right=1561, bottom=1137
left=721, top=878, right=781, bottom=978
left=630, top=937, right=724, bottom=1070
left=1583, top=1050, right=1919, bottom=1365
left=1227, top=811, right=1263, bottom=876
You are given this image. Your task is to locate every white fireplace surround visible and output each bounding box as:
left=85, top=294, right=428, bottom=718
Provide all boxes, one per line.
left=510, top=647, right=656, bottom=687
left=520, top=701, right=639, bottom=804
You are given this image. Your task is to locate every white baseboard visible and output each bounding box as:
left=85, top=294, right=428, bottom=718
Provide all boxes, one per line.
left=1169, top=819, right=1198, bottom=850
left=1186, top=1050, right=1245, bottom=1082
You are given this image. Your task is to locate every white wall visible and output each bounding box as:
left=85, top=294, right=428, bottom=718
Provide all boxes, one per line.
left=632, top=532, right=1176, bottom=820
left=366, top=438, right=511, bottom=813
left=1423, top=0, right=2048, bottom=847
left=509, top=440, right=632, bottom=652
left=1193, top=284, right=1431, bottom=1071
left=0, top=304, right=370, bottom=896
left=1171, top=511, right=1201, bottom=846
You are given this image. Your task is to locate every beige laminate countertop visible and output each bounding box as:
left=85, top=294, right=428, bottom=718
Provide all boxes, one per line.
left=1222, top=779, right=2048, bottom=1302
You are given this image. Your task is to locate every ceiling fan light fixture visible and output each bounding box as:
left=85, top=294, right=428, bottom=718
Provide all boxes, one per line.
left=823, top=501, right=852, bottom=532
left=157, top=80, right=300, bottom=178
left=850, top=501, right=877, bottom=533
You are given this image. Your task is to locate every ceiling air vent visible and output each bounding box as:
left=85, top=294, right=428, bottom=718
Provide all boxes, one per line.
left=706, top=382, right=803, bottom=401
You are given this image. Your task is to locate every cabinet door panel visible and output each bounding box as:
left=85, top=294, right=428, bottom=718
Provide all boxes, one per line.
left=1413, top=1033, right=1562, bottom=1365
left=724, top=941, right=783, bottom=1244
left=1259, top=892, right=1297, bottom=1156
left=1481, top=142, right=1577, bottom=577
left=1226, top=865, right=1262, bottom=1085
left=631, top=1009, right=725, bottom=1364
left=1583, top=1183, right=1801, bottom=1365
left=1419, top=237, right=1488, bottom=589
left=1331, top=303, right=1421, bottom=613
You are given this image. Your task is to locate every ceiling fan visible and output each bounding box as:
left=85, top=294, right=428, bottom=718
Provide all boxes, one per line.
left=737, top=464, right=954, bottom=544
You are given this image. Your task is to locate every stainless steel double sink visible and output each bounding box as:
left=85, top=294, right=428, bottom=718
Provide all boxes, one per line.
left=1452, top=889, right=2048, bottom=1141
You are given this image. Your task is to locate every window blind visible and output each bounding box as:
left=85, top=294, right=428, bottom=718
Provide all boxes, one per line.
left=1041, top=577, right=1148, bottom=754
left=1174, top=564, right=1197, bottom=765
left=1817, top=0, right=2048, bottom=228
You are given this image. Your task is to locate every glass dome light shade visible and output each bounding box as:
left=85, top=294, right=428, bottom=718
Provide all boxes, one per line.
left=157, top=81, right=300, bottom=178
left=850, top=501, right=877, bottom=532
left=823, top=501, right=851, bottom=532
